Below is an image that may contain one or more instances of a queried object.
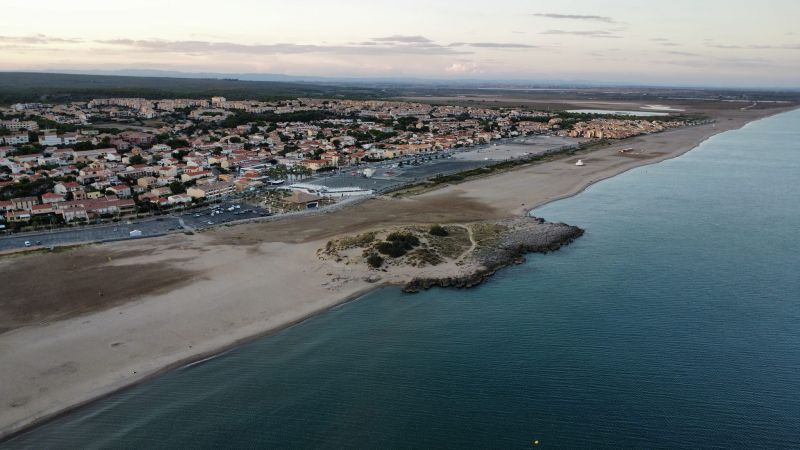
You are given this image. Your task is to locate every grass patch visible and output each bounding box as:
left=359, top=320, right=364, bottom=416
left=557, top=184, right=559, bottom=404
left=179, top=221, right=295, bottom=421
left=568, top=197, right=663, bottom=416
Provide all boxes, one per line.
left=471, top=223, right=509, bottom=245
left=427, top=226, right=471, bottom=259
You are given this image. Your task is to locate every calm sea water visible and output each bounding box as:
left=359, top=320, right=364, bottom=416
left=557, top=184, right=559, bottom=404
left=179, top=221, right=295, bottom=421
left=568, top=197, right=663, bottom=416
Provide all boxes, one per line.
left=5, top=110, right=800, bottom=449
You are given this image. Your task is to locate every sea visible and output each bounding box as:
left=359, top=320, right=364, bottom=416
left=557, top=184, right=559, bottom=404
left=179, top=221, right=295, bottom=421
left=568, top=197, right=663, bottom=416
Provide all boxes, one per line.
left=4, top=109, right=799, bottom=449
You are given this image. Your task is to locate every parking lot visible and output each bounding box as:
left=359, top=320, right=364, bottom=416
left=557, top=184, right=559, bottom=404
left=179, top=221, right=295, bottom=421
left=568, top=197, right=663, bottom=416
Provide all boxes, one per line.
left=310, top=135, right=581, bottom=193
left=179, top=202, right=272, bottom=230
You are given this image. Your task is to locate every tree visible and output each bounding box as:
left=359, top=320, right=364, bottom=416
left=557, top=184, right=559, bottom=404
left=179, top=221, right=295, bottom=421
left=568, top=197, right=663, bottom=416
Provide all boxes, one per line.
left=169, top=180, right=186, bottom=195
left=128, top=154, right=145, bottom=165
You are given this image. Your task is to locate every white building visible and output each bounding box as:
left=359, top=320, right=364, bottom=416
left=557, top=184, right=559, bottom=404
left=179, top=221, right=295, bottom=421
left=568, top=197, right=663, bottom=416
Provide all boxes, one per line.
left=288, top=183, right=374, bottom=198
left=0, top=119, right=39, bottom=131
left=2, top=133, right=29, bottom=145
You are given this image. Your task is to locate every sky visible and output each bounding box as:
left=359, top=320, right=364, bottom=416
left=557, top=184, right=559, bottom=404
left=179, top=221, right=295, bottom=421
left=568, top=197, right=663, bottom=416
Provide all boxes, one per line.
left=1, top=0, right=799, bottom=88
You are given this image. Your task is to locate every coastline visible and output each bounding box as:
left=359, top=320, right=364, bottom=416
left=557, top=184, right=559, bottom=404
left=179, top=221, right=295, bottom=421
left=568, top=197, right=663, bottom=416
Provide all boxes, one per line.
left=0, top=105, right=794, bottom=441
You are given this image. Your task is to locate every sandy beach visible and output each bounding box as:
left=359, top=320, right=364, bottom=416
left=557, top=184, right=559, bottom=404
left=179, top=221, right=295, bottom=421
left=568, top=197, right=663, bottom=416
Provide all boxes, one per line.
left=0, top=104, right=793, bottom=439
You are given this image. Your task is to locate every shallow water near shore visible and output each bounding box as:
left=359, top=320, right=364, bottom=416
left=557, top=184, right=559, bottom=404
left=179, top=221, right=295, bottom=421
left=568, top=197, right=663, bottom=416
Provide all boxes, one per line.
left=5, top=110, right=800, bottom=449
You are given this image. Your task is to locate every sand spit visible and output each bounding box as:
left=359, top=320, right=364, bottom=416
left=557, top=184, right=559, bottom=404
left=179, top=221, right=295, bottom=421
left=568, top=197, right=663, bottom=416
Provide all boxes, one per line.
left=0, top=104, right=794, bottom=440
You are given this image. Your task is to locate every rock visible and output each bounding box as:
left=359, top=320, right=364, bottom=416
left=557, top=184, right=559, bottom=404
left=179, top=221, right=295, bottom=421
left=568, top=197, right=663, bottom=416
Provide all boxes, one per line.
left=403, top=217, right=584, bottom=293
left=363, top=274, right=382, bottom=283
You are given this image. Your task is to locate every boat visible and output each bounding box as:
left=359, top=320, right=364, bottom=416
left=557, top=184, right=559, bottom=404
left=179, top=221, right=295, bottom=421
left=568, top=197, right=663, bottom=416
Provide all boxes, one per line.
left=575, top=159, right=585, bottom=166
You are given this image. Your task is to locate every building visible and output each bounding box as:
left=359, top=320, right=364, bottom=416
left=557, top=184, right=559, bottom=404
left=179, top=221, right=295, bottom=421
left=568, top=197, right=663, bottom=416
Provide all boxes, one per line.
left=167, top=193, right=192, bottom=205
left=11, top=196, right=39, bottom=211
left=41, top=192, right=66, bottom=204
left=2, top=133, right=30, bottom=145
left=186, top=181, right=235, bottom=200
left=0, top=119, right=39, bottom=131
left=288, top=183, right=373, bottom=198
left=299, top=159, right=331, bottom=172
left=107, top=184, right=132, bottom=198
left=38, top=132, right=63, bottom=146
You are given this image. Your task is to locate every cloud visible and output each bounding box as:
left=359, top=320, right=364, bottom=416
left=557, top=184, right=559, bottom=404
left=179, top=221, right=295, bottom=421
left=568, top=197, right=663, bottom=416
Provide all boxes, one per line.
left=650, top=38, right=679, bottom=47
left=664, top=50, right=700, bottom=57
left=0, top=34, right=82, bottom=44
left=371, top=35, right=433, bottom=44
left=449, top=42, right=537, bottom=49
left=95, top=38, right=469, bottom=56
left=532, top=13, right=616, bottom=24
left=542, top=30, right=621, bottom=38
left=445, top=62, right=481, bottom=73
left=658, top=57, right=768, bottom=69
left=709, top=43, right=800, bottom=50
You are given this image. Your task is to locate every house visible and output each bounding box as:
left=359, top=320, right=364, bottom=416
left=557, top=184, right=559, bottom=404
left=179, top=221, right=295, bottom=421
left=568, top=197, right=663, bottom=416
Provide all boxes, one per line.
left=60, top=206, right=89, bottom=222
left=107, top=184, right=132, bottom=198
left=167, top=193, right=192, bottom=205
left=137, top=176, right=157, bottom=188
left=4, top=210, right=31, bottom=222
left=41, top=192, right=66, bottom=204
left=118, top=131, right=154, bottom=145
left=11, top=196, right=38, bottom=211
left=54, top=181, right=84, bottom=196
left=181, top=170, right=212, bottom=182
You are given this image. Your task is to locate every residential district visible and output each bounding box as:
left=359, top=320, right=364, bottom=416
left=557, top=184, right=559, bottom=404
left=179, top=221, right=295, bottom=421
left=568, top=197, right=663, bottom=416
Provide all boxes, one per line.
left=0, top=97, right=687, bottom=232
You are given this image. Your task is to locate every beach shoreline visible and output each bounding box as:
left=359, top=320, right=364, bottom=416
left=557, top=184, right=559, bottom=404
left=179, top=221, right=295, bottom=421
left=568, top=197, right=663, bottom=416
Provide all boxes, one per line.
left=1, top=105, right=795, bottom=441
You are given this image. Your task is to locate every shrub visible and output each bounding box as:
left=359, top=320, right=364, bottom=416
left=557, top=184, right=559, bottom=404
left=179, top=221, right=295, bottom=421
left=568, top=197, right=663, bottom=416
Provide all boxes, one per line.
left=376, top=241, right=408, bottom=257
left=366, top=253, right=384, bottom=268
left=429, top=224, right=448, bottom=236
left=386, top=232, right=420, bottom=247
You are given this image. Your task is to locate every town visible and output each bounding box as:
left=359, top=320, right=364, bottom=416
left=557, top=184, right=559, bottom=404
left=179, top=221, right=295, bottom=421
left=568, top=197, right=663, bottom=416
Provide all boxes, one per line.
left=0, top=96, right=688, bottom=235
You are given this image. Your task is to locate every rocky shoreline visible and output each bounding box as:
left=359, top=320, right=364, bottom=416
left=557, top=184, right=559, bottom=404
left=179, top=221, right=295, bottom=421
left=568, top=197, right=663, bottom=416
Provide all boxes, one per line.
left=402, top=217, right=584, bottom=293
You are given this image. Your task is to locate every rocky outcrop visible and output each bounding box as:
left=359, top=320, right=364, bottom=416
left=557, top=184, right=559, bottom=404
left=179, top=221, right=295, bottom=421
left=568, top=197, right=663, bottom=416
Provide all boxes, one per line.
left=402, top=217, right=584, bottom=293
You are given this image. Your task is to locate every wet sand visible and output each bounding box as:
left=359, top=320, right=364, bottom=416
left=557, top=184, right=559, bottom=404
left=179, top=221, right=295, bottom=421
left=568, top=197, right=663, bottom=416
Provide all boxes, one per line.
left=0, top=104, right=793, bottom=440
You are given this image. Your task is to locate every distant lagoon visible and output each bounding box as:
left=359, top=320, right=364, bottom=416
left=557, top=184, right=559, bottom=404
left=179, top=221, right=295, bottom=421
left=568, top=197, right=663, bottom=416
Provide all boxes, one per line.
left=567, top=108, right=670, bottom=117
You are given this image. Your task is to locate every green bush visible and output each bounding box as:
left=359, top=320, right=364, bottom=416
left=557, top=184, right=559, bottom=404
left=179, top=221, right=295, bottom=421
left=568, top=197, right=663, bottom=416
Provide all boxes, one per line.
left=429, top=224, right=448, bottom=236
left=366, top=253, right=384, bottom=268
left=386, top=232, right=420, bottom=247
left=376, top=241, right=408, bottom=257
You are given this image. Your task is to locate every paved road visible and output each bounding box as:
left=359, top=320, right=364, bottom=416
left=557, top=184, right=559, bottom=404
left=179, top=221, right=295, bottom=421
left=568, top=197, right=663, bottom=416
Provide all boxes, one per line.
left=0, top=218, right=181, bottom=252
left=0, top=202, right=273, bottom=252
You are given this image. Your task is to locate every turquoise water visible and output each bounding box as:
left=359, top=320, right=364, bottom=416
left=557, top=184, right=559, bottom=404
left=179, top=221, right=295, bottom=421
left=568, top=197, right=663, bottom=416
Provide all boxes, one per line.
left=5, top=110, right=800, bottom=449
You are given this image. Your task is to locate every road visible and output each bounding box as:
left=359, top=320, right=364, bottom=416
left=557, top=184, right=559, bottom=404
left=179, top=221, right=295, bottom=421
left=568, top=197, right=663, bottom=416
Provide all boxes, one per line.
left=0, top=202, right=273, bottom=252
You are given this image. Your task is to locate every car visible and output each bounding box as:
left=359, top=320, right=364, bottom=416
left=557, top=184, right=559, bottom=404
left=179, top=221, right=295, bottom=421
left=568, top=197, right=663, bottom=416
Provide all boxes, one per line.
left=194, top=214, right=201, bottom=217
left=207, top=221, right=214, bottom=225
left=24, top=240, right=32, bottom=247
left=35, top=241, right=42, bottom=245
